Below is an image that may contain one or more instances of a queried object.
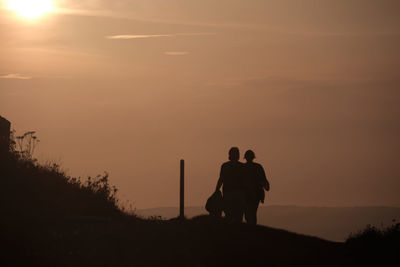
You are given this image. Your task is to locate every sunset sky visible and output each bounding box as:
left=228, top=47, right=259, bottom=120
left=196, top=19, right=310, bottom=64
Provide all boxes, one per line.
left=1, top=0, right=399, bottom=209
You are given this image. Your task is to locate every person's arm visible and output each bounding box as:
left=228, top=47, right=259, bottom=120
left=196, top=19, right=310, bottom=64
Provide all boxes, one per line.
left=259, top=165, right=270, bottom=191
left=264, top=178, right=270, bottom=191
left=216, top=165, right=224, bottom=191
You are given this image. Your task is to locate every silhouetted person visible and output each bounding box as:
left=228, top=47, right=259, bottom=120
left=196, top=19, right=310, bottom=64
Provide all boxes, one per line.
left=243, top=150, right=270, bottom=225
left=216, top=147, right=245, bottom=223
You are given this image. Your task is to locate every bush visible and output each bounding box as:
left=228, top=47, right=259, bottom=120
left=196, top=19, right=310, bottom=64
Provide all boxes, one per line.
left=347, top=222, right=400, bottom=243
left=0, top=132, right=122, bottom=217
left=346, top=222, right=400, bottom=265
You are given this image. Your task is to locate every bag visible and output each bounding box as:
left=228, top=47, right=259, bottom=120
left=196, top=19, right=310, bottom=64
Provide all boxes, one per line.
left=205, top=190, right=223, bottom=217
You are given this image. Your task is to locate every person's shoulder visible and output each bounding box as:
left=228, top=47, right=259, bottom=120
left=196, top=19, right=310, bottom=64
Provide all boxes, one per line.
left=221, top=161, right=231, bottom=168
left=254, top=162, right=265, bottom=169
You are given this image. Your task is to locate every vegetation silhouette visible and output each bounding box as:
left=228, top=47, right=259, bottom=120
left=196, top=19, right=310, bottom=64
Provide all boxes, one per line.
left=1, top=130, right=121, bottom=217
left=0, top=120, right=399, bottom=266
left=346, top=222, right=400, bottom=266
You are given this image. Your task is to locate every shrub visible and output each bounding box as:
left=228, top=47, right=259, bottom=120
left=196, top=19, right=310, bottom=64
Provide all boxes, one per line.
left=347, top=222, right=400, bottom=244
left=346, top=222, right=400, bottom=265
left=0, top=131, right=122, bottom=217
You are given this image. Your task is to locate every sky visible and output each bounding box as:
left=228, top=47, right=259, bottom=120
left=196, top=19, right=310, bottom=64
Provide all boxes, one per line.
left=1, top=0, right=400, bottom=209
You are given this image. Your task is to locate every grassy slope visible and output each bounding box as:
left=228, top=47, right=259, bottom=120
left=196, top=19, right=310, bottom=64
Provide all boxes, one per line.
left=0, top=151, right=121, bottom=217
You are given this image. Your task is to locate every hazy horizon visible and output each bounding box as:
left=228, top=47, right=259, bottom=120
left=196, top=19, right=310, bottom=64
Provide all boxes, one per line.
left=1, top=0, right=400, bottom=209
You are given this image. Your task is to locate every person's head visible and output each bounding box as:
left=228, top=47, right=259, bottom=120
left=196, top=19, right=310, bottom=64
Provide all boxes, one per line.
left=244, top=150, right=255, bottom=162
left=228, top=147, right=240, bottom=161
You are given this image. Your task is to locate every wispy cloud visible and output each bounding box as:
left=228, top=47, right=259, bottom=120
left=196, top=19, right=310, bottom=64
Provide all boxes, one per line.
left=107, top=34, right=173, bottom=39
left=164, top=51, right=189, bottom=56
left=106, top=32, right=216, bottom=40
left=0, top=73, right=32, bottom=80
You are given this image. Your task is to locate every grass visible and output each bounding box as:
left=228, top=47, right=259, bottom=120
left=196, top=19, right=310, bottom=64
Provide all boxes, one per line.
left=0, top=147, right=122, bottom=217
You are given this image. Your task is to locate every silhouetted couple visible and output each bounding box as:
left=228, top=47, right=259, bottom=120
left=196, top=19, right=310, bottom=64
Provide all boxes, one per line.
left=214, top=147, right=270, bottom=224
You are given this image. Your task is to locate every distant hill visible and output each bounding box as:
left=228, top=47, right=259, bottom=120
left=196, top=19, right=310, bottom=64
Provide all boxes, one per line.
left=137, top=206, right=400, bottom=241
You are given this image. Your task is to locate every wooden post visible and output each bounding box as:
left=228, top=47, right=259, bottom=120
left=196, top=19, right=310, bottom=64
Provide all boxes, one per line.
left=180, top=159, right=184, bottom=219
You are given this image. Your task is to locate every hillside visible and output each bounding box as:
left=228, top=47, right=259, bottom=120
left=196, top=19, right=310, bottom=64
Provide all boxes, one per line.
left=1, top=132, right=399, bottom=266
left=1, top=214, right=346, bottom=267
left=137, top=206, right=400, bottom=241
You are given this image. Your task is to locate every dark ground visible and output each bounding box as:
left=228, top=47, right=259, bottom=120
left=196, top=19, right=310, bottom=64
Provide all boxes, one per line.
left=1, top=214, right=349, bottom=267
left=138, top=206, right=400, bottom=241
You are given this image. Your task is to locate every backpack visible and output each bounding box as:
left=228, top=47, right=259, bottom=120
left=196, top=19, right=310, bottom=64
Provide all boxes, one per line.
left=205, top=190, right=223, bottom=217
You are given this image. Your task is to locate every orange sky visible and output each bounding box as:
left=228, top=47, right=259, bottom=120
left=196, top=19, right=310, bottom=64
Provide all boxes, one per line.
left=1, top=0, right=400, bottom=208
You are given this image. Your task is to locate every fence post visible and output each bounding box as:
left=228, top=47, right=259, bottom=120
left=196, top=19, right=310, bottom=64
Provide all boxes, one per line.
left=180, top=159, right=184, bottom=219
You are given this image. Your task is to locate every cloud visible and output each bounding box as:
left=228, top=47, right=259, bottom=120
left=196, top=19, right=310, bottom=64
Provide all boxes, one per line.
left=164, top=51, right=189, bottom=56
left=106, top=32, right=215, bottom=40
left=107, top=34, right=173, bottom=39
left=0, top=73, right=32, bottom=80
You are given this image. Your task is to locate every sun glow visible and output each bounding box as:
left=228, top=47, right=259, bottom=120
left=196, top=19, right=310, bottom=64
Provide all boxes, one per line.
left=8, top=0, right=54, bottom=19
